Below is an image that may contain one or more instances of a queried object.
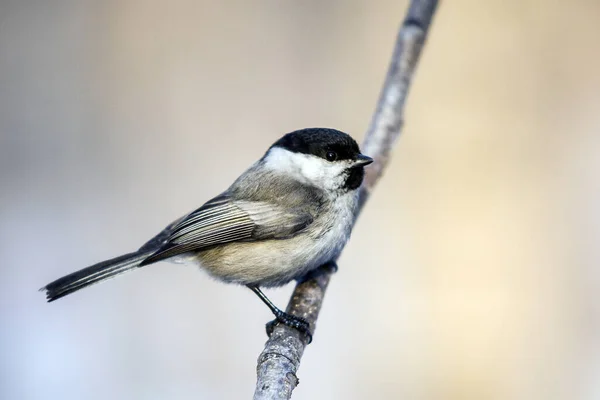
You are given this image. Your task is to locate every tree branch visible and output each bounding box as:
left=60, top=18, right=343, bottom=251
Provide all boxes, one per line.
left=253, top=1, right=439, bottom=399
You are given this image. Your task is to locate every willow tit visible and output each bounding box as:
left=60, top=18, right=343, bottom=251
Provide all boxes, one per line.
left=42, top=128, right=372, bottom=338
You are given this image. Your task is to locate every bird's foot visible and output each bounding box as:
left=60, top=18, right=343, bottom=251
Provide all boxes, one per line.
left=266, top=310, right=313, bottom=344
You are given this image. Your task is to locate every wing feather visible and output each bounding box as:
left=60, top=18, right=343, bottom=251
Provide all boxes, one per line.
left=140, top=193, right=312, bottom=265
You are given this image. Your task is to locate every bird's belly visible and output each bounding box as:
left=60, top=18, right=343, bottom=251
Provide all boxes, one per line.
left=191, top=235, right=336, bottom=286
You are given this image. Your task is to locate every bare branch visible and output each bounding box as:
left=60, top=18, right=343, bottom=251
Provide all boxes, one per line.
left=360, top=0, right=438, bottom=208
left=253, top=1, right=439, bottom=399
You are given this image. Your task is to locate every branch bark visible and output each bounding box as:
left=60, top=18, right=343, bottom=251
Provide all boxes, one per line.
left=254, top=1, right=439, bottom=399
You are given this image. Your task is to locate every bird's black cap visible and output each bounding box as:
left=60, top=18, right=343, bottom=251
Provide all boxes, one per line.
left=271, top=128, right=361, bottom=162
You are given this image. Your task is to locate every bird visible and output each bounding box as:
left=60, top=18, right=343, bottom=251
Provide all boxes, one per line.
left=42, top=127, right=373, bottom=340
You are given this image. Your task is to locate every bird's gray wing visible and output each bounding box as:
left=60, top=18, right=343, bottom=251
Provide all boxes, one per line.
left=139, top=193, right=313, bottom=265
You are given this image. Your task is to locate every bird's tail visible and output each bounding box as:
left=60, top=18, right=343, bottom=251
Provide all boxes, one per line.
left=42, top=250, right=155, bottom=302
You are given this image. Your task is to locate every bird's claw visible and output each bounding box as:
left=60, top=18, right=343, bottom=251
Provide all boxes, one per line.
left=265, top=311, right=313, bottom=344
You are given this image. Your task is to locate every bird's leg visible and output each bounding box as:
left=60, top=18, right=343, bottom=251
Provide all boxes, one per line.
left=248, top=285, right=312, bottom=343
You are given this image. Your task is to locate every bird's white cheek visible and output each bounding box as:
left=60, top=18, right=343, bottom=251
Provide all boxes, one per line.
left=298, top=158, right=327, bottom=181
left=263, top=148, right=347, bottom=190
left=304, top=160, right=344, bottom=190
left=297, top=158, right=347, bottom=190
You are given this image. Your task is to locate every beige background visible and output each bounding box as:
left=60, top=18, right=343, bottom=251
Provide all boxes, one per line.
left=2, top=1, right=600, bottom=399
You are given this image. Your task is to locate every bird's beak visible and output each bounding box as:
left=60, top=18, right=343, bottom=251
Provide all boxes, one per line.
left=353, top=154, right=373, bottom=167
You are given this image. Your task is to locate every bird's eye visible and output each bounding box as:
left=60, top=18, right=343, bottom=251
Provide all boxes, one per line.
left=325, top=151, right=337, bottom=162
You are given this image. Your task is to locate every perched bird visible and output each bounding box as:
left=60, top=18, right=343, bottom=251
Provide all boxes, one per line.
left=42, top=128, right=372, bottom=338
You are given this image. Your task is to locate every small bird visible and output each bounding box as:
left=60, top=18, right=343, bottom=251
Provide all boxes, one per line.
left=42, top=128, right=372, bottom=339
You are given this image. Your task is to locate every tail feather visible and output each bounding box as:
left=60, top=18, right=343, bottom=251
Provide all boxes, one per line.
left=42, top=251, right=154, bottom=302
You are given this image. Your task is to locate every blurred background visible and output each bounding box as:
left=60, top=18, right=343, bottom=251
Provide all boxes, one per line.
left=1, top=0, right=600, bottom=399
